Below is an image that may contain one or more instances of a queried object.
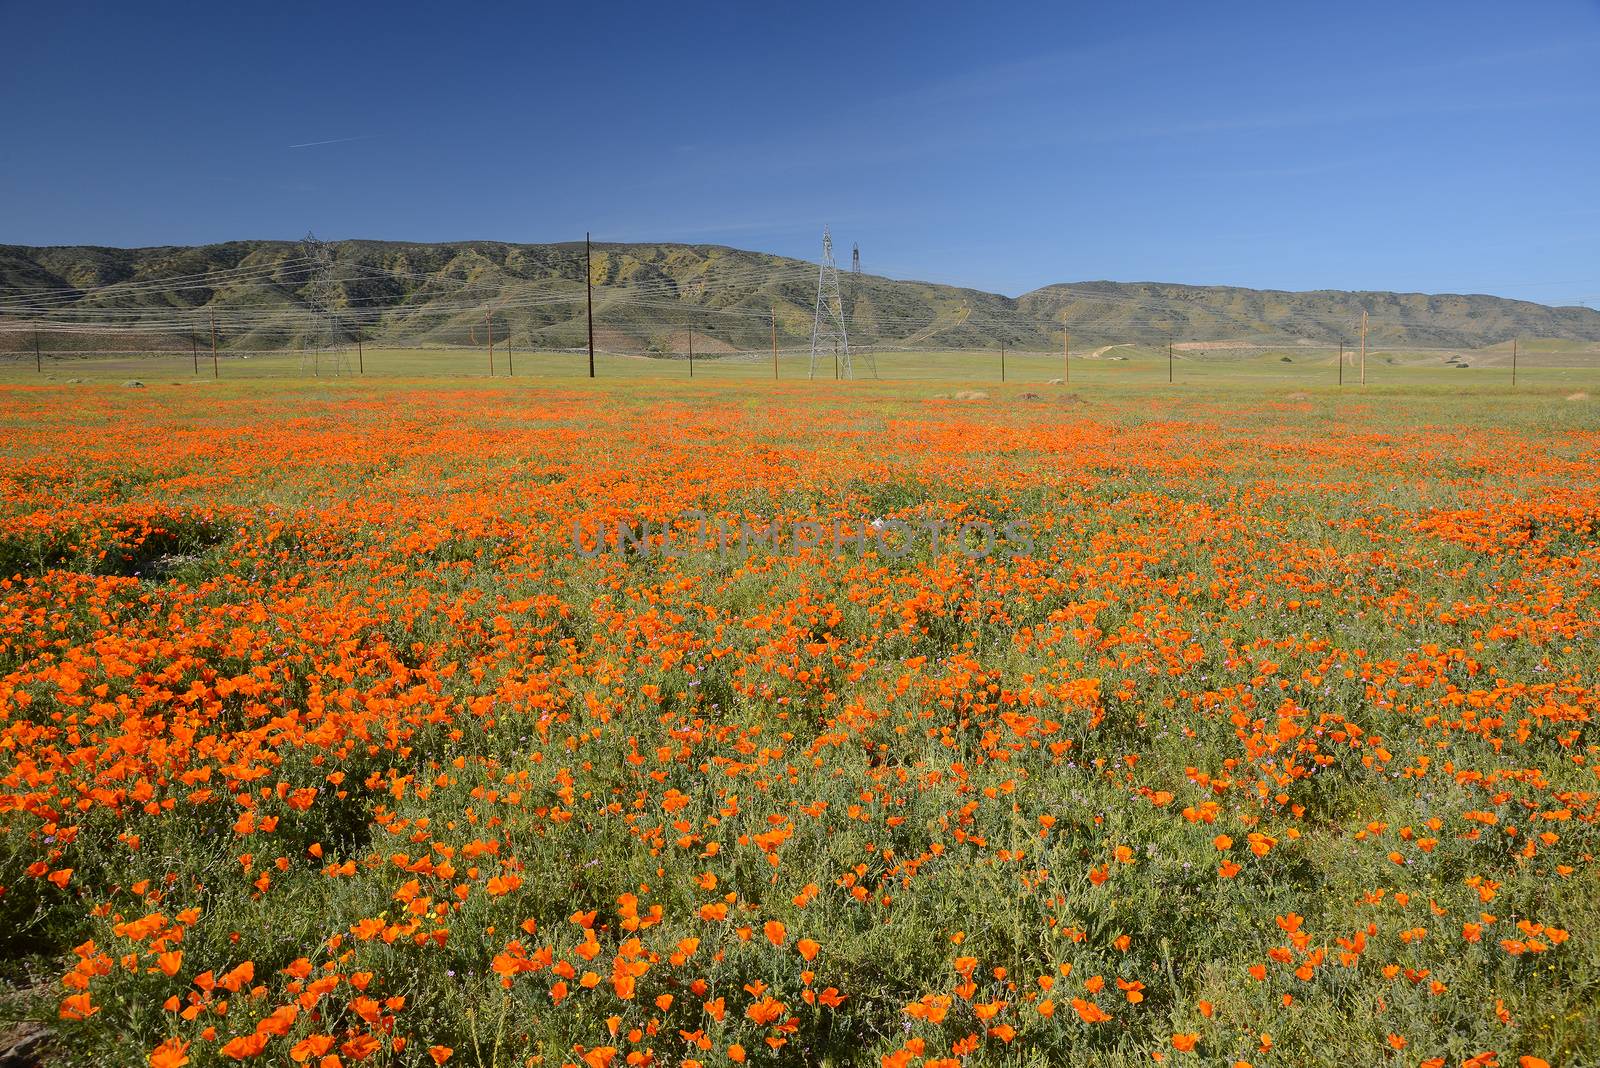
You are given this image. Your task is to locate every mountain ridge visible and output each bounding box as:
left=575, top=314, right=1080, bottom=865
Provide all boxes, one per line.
left=3, top=238, right=1598, bottom=353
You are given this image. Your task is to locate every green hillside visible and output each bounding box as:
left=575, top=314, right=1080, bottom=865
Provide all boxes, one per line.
left=1017, top=281, right=1600, bottom=349
left=3, top=239, right=1598, bottom=354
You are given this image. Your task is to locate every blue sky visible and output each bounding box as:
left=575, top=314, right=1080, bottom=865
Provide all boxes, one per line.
left=3, top=1, right=1598, bottom=304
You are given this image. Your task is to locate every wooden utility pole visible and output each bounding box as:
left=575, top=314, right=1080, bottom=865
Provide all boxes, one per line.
left=1360, top=310, right=1368, bottom=385
left=585, top=233, right=596, bottom=378
left=33, top=329, right=41, bottom=373
left=1168, top=337, right=1174, bottom=383
left=687, top=324, right=694, bottom=378
left=1338, top=342, right=1344, bottom=386
left=771, top=317, right=778, bottom=380
left=191, top=331, right=199, bottom=374
left=1511, top=337, right=1518, bottom=387
left=833, top=344, right=839, bottom=380
left=486, top=309, right=494, bottom=377
left=1064, top=330, right=1069, bottom=384
left=1000, top=341, right=1006, bottom=383
left=357, top=332, right=364, bottom=375
left=209, top=314, right=218, bottom=378
left=506, top=335, right=513, bottom=378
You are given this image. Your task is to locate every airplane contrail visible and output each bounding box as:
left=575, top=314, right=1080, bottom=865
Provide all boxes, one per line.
left=287, top=135, right=374, bottom=149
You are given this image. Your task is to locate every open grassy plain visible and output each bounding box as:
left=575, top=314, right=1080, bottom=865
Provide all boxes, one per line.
left=5, top=340, right=1600, bottom=387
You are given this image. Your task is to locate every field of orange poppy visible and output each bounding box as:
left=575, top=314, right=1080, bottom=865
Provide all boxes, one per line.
left=1, top=377, right=1596, bottom=1068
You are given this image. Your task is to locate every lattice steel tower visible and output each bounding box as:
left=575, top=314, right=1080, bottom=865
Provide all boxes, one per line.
left=299, top=232, right=351, bottom=375
left=809, top=226, right=854, bottom=379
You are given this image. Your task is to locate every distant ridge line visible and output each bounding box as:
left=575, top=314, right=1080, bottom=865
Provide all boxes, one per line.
left=2, top=239, right=1598, bottom=354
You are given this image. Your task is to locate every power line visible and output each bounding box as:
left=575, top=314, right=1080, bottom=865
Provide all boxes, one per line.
left=8, top=241, right=1593, bottom=356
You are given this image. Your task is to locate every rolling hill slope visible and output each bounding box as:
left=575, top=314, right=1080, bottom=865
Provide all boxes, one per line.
left=2, top=239, right=1598, bottom=354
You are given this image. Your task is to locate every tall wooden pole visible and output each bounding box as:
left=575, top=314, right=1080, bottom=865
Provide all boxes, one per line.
left=357, top=332, right=364, bottom=375
left=209, top=314, right=218, bottom=378
left=1168, top=337, right=1174, bottom=383
left=506, top=334, right=513, bottom=378
left=1360, top=310, right=1367, bottom=385
left=771, top=316, right=778, bottom=380
left=687, top=324, right=694, bottom=378
left=585, top=233, right=596, bottom=378
left=34, top=329, right=41, bottom=373
left=191, top=331, right=199, bottom=374
left=1511, top=337, right=1518, bottom=387
left=1338, top=341, right=1343, bottom=386
left=486, top=309, right=494, bottom=377
left=1064, top=330, right=1069, bottom=384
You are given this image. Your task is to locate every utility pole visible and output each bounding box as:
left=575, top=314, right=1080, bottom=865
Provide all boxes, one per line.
left=357, top=331, right=364, bottom=375
left=1360, top=310, right=1368, bottom=385
left=1511, top=337, right=1518, bottom=387
left=486, top=308, right=494, bottom=377
left=1168, top=337, right=1174, bottom=383
left=191, top=331, right=199, bottom=374
left=687, top=323, right=694, bottom=378
left=1064, top=330, right=1069, bottom=384
left=33, top=329, right=41, bottom=373
left=1338, top=341, right=1344, bottom=386
left=1000, top=340, right=1006, bottom=383
left=771, top=316, right=778, bottom=380
left=506, top=334, right=513, bottom=378
left=585, top=232, right=596, bottom=379
left=210, top=314, right=218, bottom=377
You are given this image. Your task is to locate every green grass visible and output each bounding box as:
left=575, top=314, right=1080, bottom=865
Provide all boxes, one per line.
left=4, top=344, right=1598, bottom=390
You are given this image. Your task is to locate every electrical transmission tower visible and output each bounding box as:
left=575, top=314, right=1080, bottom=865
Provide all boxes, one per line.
left=845, top=242, right=875, bottom=377
left=843, top=241, right=876, bottom=377
left=299, top=231, right=351, bottom=375
left=810, top=226, right=870, bottom=379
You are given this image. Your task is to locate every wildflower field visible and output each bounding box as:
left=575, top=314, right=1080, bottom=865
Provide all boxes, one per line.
left=1, top=377, right=1598, bottom=1068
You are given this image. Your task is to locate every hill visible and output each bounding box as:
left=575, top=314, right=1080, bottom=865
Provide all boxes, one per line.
left=2, top=238, right=1598, bottom=354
